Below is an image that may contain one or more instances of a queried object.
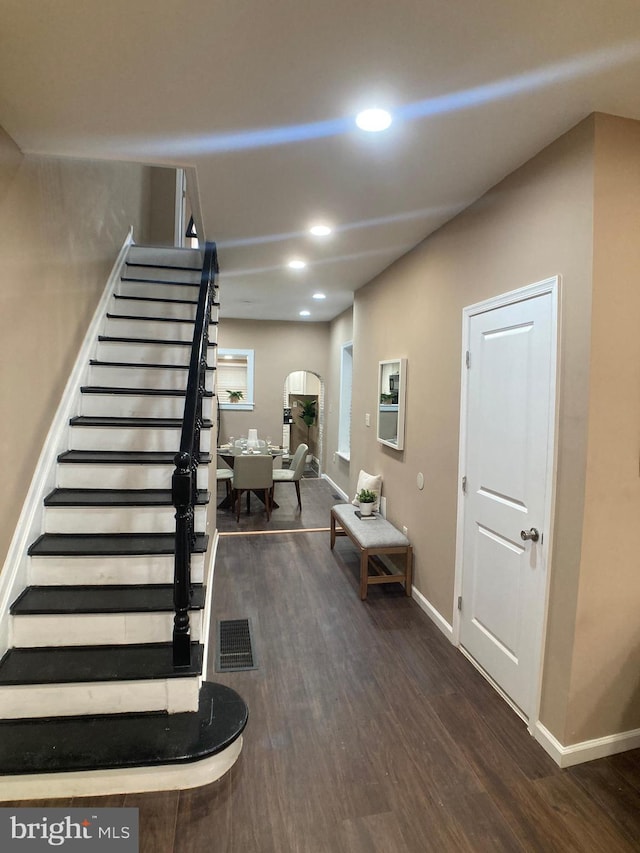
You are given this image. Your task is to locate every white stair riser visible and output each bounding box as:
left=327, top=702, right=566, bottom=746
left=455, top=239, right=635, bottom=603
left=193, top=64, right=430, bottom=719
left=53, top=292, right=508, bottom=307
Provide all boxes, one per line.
left=117, top=280, right=200, bottom=301
left=87, top=365, right=214, bottom=392
left=11, top=611, right=203, bottom=647
left=44, top=505, right=207, bottom=534
left=79, top=393, right=213, bottom=420
left=68, top=425, right=211, bottom=452
left=57, top=463, right=209, bottom=490
left=0, top=676, right=200, bottom=719
left=28, top=553, right=205, bottom=586
left=127, top=246, right=202, bottom=267
left=121, top=266, right=202, bottom=285
left=105, top=317, right=212, bottom=343
left=110, top=298, right=197, bottom=321
left=96, top=340, right=216, bottom=367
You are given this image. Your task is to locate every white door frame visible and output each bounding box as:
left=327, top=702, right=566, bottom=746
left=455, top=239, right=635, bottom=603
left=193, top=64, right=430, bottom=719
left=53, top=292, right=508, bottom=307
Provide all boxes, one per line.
left=174, top=168, right=186, bottom=248
left=453, top=276, right=561, bottom=732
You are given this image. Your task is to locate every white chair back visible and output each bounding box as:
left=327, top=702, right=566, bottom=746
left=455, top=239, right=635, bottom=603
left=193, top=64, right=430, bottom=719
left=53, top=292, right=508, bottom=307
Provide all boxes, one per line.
left=232, top=454, right=274, bottom=490
left=290, top=443, right=308, bottom=480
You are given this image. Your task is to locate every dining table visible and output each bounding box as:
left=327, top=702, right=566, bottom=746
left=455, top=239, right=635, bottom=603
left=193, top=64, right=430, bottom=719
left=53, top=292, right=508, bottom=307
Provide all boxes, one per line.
left=216, top=444, right=285, bottom=510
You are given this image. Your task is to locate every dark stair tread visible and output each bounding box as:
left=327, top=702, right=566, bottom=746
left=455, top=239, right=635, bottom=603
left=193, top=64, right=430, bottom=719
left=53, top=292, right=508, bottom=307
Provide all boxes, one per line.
left=28, top=532, right=208, bottom=557
left=80, top=385, right=213, bottom=398
left=0, top=681, right=247, bottom=775
left=11, top=584, right=205, bottom=615
left=115, top=293, right=199, bottom=306
left=57, top=450, right=212, bottom=464
left=98, top=335, right=211, bottom=347
left=114, top=294, right=219, bottom=308
left=120, top=276, right=202, bottom=287
left=107, top=313, right=217, bottom=325
left=89, top=359, right=214, bottom=371
left=44, top=488, right=209, bottom=507
left=69, top=415, right=213, bottom=428
left=0, top=643, right=203, bottom=685
left=98, top=335, right=217, bottom=349
left=125, top=260, right=202, bottom=272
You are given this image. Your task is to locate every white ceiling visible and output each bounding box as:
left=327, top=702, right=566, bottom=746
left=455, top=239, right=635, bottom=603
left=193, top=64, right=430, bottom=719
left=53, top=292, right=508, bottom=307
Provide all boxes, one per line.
left=1, top=0, right=640, bottom=322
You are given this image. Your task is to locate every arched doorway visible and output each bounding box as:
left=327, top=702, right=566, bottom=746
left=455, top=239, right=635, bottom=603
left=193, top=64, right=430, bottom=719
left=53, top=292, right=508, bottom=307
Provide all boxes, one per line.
left=283, top=370, right=324, bottom=475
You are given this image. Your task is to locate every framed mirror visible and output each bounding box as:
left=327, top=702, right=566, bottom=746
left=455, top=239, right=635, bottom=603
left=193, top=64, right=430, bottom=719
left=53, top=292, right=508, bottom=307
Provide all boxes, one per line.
left=377, top=358, right=407, bottom=450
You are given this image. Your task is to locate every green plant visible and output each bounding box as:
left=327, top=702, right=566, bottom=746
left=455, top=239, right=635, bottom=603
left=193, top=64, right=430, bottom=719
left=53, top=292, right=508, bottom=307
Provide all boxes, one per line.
left=227, top=390, right=244, bottom=402
left=297, top=399, right=317, bottom=445
left=358, top=488, right=377, bottom=504
left=297, top=399, right=317, bottom=427
left=380, top=393, right=393, bottom=404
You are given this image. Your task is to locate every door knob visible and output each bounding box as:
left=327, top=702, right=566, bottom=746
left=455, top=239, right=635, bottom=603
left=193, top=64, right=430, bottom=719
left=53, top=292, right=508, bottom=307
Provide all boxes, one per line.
left=520, top=528, right=540, bottom=543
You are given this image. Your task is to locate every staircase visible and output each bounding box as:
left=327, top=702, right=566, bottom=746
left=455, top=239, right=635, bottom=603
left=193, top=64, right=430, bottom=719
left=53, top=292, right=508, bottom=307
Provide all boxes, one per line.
left=0, top=242, right=247, bottom=799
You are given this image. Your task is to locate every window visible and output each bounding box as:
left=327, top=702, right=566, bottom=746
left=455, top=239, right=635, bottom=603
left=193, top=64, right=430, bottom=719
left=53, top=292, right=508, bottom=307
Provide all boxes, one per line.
left=217, top=349, right=255, bottom=410
left=338, top=342, right=353, bottom=461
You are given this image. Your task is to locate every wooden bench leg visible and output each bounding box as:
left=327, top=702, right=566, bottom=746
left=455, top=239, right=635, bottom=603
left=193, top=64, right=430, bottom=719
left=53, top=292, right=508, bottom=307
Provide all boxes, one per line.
left=405, top=546, right=413, bottom=596
left=360, top=549, right=369, bottom=600
left=330, top=512, right=336, bottom=549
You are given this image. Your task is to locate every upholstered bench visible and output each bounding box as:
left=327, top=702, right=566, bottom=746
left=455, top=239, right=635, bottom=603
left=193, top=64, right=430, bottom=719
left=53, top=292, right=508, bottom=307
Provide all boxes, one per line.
left=330, top=504, right=413, bottom=600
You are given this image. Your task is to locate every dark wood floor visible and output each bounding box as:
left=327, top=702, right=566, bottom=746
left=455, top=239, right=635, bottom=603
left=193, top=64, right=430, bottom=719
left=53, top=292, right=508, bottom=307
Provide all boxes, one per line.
left=7, top=479, right=640, bottom=851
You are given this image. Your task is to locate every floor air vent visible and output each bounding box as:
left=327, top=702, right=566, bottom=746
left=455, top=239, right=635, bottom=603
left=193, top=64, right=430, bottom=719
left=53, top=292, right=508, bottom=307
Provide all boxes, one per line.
left=216, top=618, right=257, bottom=672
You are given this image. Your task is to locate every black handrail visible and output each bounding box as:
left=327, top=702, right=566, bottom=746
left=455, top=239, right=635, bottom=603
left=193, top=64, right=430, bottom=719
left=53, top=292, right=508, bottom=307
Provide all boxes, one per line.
left=172, top=241, right=218, bottom=667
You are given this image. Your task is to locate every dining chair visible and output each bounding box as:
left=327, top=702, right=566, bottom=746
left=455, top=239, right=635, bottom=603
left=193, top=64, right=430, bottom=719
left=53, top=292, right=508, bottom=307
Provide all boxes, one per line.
left=216, top=466, right=233, bottom=498
left=272, top=442, right=308, bottom=509
left=231, top=454, right=274, bottom=521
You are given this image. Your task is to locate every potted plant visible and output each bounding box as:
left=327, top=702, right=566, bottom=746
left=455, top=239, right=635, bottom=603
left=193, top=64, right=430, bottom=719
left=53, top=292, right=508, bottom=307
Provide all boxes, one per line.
left=227, top=390, right=244, bottom=403
left=297, top=399, right=317, bottom=447
left=357, top=488, right=377, bottom=516
left=380, top=393, right=394, bottom=404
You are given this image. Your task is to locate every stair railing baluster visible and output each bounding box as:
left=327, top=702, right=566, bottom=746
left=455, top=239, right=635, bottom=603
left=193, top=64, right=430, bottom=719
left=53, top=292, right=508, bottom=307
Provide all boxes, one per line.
left=172, top=242, right=217, bottom=668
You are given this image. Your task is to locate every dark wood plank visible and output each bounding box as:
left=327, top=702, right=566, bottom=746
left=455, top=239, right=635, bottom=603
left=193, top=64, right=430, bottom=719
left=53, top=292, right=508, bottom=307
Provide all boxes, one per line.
left=124, top=789, right=179, bottom=853
left=532, top=774, right=639, bottom=852
left=568, top=758, right=640, bottom=849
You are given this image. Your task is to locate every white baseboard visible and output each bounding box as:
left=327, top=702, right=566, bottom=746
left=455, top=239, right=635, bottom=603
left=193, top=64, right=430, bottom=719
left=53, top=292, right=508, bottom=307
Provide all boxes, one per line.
left=411, top=586, right=453, bottom=641
left=534, top=721, right=640, bottom=768
left=321, top=474, right=349, bottom=502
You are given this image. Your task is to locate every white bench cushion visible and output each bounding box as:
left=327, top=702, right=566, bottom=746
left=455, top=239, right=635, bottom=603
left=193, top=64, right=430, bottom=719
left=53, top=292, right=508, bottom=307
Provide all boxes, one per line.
left=332, top=504, right=409, bottom=548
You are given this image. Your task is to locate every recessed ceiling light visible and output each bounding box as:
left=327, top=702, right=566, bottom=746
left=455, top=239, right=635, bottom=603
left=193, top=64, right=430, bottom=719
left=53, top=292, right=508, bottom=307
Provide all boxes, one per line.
left=309, top=224, right=332, bottom=237
left=299, top=310, right=311, bottom=317
left=355, top=108, right=392, bottom=132
left=287, top=258, right=307, bottom=270
left=312, top=292, right=326, bottom=300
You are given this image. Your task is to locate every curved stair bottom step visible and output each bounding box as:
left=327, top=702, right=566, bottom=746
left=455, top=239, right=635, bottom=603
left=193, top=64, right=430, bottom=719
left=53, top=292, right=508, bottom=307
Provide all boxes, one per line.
left=0, top=682, right=247, bottom=799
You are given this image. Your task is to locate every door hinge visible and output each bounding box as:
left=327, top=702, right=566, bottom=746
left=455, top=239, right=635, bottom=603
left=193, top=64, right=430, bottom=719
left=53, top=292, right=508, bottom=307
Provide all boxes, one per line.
left=465, top=350, right=471, bottom=368
left=462, top=475, right=467, bottom=494
left=457, top=596, right=462, bottom=611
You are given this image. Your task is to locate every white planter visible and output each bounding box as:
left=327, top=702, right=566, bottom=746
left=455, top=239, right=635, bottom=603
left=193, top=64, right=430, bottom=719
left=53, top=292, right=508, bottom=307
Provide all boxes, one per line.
left=359, top=502, right=375, bottom=516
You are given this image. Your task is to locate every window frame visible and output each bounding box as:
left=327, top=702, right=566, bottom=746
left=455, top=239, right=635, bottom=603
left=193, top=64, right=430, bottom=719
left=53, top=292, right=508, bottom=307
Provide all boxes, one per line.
left=217, top=348, right=255, bottom=411
left=337, top=341, right=353, bottom=461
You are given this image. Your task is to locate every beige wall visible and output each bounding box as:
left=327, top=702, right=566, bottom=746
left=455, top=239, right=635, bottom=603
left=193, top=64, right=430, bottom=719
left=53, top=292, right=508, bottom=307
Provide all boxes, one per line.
left=0, top=126, right=168, bottom=568
left=341, top=117, right=596, bottom=744
left=563, top=115, right=640, bottom=743
left=148, top=168, right=177, bottom=246
left=217, top=319, right=330, bottom=455
left=324, top=308, right=353, bottom=495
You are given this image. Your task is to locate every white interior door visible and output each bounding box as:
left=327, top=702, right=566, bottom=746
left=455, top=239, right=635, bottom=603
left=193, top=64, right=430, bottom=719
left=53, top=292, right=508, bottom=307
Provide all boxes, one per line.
left=458, top=282, right=556, bottom=719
